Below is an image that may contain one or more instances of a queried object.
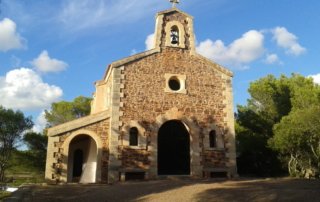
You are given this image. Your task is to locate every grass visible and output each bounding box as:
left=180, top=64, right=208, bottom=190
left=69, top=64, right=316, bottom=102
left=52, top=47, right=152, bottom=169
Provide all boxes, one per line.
left=6, top=173, right=45, bottom=187
left=0, top=191, right=11, bottom=200
left=0, top=149, right=46, bottom=200
left=0, top=150, right=46, bottom=200
left=5, top=150, right=45, bottom=185
left=0, top=173, right=44, bottom=201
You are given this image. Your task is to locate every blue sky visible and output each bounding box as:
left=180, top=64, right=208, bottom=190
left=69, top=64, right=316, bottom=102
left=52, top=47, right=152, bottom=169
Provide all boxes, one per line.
left=0, top=0, right=319, bottom=132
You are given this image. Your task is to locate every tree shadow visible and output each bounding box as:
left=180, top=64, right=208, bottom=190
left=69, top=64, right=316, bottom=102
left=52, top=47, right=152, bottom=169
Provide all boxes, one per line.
left=10, top=178, right=320, bottom=202
left=23, top=178, right=201, bottom=202
left=194, top=178, right=320, bottom=202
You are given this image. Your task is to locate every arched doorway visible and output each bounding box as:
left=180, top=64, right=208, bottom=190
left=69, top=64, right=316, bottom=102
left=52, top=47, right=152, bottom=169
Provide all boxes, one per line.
left=72, top=149, right=83, bottom=180
left=158, top=120, right=190, bottom=175
left=68, top=135, right=97, bottom=183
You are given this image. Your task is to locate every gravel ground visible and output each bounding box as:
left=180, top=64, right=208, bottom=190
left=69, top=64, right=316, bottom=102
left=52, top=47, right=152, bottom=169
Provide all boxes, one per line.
left=5, top=178, right=320, bottom=202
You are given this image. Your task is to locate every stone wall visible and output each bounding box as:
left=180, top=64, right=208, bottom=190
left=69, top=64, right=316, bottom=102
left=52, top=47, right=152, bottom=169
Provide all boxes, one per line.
left=91, top=73, right=113, bottom=114
left=160, top=12, right=192, bottom=50
left=48, top=118, right=110, bottom=183
left=120, top=147, right=150, bottom=169
left=118, top=47, right=233, bottom=176
left=121, top=48, right=228, bottom=125
left=202, top=150, right=226, bottom=167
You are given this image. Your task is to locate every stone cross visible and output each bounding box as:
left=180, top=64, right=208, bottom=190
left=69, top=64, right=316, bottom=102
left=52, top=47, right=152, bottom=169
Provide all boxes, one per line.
left=169, top=0, right=180, bottom=8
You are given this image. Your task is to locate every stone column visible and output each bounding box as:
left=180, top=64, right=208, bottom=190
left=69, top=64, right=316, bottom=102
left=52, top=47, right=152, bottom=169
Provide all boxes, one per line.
left=45, top=135, right=60, bottom=182
left=224, top=76, right=238, bottom=177
left=108, top=66, right=124, bottom=183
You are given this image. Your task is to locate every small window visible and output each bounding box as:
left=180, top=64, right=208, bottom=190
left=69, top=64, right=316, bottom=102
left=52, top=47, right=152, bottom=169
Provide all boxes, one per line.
left=164, top=74, right=186, bottom=94
left=129, top=127, right=138, bottom=146
left=170, top=26, right=179, bottom=45
left=209, top=130, right=217, bottom=148
left=168, top=76, right=181, bottom=91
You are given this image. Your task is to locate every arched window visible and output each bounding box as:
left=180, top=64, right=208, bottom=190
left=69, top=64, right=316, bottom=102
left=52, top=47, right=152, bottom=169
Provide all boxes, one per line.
left=129, top=127, right=138, bottom=146
left=209, top=130, right=217, bottom=148
left=170, top=26, right=179, bottom=45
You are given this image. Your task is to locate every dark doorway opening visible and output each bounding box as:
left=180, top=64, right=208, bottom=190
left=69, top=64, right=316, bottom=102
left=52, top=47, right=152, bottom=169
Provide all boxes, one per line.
left=73, top=149, right=83, bottom=180
left=125, top=172, right=145, bottom=181
left=68, top=135, right=98, bottom=183
left=210, top=172, right=228, bottom=178
left=158, top=120, right=190, bottom=175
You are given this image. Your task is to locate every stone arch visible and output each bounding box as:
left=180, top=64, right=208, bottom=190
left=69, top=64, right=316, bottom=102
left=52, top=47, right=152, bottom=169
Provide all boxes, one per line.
left=165, top=21, right=186, bottom=48
left=61, top=129, right=102, bottom=183
left=148, top=107, right=201, bottom=178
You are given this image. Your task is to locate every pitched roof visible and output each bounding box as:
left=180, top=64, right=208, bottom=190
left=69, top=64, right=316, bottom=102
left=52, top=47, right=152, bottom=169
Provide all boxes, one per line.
left=157, top=7, right=193, bottom=19
left=47, top=110, right=110, bottom=136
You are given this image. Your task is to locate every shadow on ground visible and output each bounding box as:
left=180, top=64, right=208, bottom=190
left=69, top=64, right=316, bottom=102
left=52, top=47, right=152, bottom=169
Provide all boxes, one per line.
left=5, top=178, right=320, bottom=202
left=194, top=178, right=320, bottom=202
left=10, top=178, right=194, bottom=202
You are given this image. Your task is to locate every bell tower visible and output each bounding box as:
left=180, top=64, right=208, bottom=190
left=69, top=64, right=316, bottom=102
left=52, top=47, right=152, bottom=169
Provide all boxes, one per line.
left=153, top=7, right=196, bottom=53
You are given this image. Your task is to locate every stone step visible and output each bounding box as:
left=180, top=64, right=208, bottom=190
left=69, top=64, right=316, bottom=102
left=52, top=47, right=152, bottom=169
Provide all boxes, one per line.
left=157, top=175, right=193, bottom=181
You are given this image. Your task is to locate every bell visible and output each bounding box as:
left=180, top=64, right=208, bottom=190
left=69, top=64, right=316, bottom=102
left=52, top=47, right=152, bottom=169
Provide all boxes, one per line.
left=171, top=31, right=179, bottom=44
left=171, top=36, right=179, bottom=44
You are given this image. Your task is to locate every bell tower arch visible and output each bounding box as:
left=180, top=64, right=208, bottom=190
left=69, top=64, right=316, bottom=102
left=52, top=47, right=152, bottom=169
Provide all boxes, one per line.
left=153, top=8, right=196, bottom=53
left=165, top=21, right=185, bottom=48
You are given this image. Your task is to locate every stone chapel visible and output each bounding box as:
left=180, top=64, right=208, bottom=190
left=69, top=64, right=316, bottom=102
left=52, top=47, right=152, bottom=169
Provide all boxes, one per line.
left=45, top=6, right=237, bottom=184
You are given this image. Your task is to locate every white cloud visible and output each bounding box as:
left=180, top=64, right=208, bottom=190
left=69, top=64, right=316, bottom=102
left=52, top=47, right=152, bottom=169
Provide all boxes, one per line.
left=145, top=33, right=155, bottom=50
left=58, top=0, right=164, bottom=32
left=32, top=111, right=48, bottom=133
left=31, top=50, right=68, bottom=73
left=196, top=30, right=264, bottom=69
left=264, top=53, right=281, bottom=64
left=130, top=49, right=137, bottom=55
left=309, top=73, right=320, bottom=85
left=272, top=27, right=306, bottom=56
left=0, top=68, right=63, bottom=110
left=0, top=18, right=25, bottom=51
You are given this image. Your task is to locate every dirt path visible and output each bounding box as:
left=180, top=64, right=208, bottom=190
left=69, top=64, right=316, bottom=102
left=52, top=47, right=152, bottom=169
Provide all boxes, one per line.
left=6, top=178, right=320, bottom=202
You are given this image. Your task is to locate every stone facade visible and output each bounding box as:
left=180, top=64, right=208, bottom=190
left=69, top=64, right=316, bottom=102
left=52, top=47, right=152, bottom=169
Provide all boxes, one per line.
left=45, top=8, right=237, bottom=184
left=45, top=111, right=110, bottom=183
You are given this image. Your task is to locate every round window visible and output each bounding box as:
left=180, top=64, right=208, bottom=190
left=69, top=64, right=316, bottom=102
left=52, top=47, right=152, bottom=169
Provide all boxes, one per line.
left=168, top=77, right=181, bottom=91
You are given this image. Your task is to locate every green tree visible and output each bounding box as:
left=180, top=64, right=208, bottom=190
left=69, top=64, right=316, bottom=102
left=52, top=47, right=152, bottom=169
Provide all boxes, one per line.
left=0, top=106, right=33, bottom=182
left=24, top=132, right=47, bottom=152
left=236, top=74, right=320, bottom=176
left=45, top=96, right=92, bottom=126
left=23, top=132, right=48, bottom=170
left=271, top=106, right=320, bottom=178
left=236, top=75, right=291, bottom=176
